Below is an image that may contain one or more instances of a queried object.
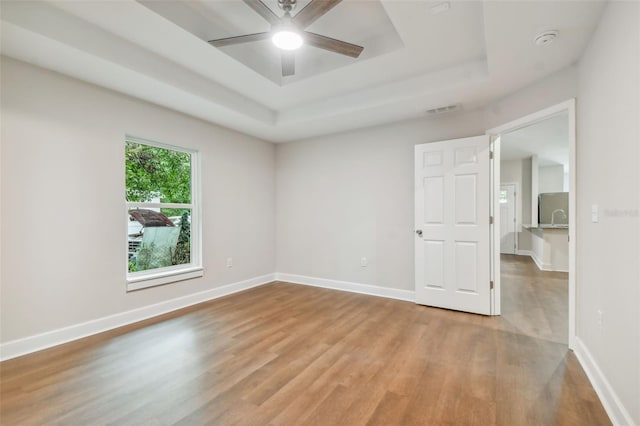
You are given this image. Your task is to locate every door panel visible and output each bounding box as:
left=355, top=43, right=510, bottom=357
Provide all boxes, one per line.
left=424, top=240, right=445, bottom=289
left=455, top=174, right=477, bottom=224
left=455, top=241, right=478, bottom=293
left=424, top=177, right=444, bottom=223
left=415, top=136, right=491, bottom=315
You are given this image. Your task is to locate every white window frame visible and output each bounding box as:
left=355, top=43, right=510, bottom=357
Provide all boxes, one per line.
left=125, top=136, right=202, bottom=291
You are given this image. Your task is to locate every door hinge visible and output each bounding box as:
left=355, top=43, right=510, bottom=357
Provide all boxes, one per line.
left=489, top=151, right=494, bottom=160
left=490, top=280, right=494, bottom=289
left=489, top=215, right=494, bottom=225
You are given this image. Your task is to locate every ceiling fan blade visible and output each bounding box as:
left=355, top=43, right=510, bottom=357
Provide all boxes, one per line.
left=242, top=0, right=280, bottom=26
left=304, top=32, right=364, bottom=58
left=208, top=32, right=271, bottom=48
left=293, top=0, right=342, bottom=29
left=282, top=51, right=295, bottom=76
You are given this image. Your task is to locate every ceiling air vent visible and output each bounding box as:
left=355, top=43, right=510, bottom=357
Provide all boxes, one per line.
left=426, top=103, right=462, bottom=116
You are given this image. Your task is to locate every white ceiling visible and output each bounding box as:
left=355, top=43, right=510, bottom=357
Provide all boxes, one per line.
left=501, top=112, right=569, bottom=167
left=0, top=0, right=605, bottom=142
left=139, top=0, right=405, bottom=85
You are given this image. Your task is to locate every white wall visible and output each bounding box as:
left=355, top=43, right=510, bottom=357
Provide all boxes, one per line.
left=521, top=158, right=532, bottom=246
left=485, top=66, right=578, bottom=130
left=500, top=158, right=532, bottom=251
left=276, top=111, right=486, bottom=291
left=275, top=66, right=578, bottom=291
left=576, top=2, right=640, bottom=424
left=538, top=165, right=565, bottom=193
left=0, top=58, right=276, bottom=343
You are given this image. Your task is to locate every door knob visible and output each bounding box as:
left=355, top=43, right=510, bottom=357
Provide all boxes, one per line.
left=415, top=229, right=423, bottom=237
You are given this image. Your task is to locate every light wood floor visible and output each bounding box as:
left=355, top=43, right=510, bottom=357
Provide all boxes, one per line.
left=501, top=254, right=569, bottom=344
left=1, top=257, right=609, bottom=425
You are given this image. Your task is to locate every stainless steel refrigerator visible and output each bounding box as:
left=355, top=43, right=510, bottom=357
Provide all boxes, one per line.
left=538, top=192, right=569, bottom=225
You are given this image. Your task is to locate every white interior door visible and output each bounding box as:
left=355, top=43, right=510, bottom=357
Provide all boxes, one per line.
left=415, top=136, right=491, bottom=315
left=500, top=184, right=517, bottom=254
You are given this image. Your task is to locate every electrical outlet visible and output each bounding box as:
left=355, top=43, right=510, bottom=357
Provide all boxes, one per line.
left=597, top=309, right=603, bottom=329
left=226, top=257, right=233, bottom=268
left=360, top=257, right=368, bottom=267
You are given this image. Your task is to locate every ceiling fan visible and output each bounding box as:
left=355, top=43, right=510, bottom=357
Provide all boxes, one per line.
left=208, top=0, right=364, bottom=77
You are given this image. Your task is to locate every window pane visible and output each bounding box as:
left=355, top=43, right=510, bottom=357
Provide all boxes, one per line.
left=128, top=208, right=192, bottom=273
left=125, top=142, right=191, bottom=203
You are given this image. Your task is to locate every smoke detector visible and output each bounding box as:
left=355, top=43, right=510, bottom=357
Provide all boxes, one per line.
left=534, top=30, right=558, bottom=46
left=426, top=103, right=462, bottom=116
left=430, top=2, right=450, bottom=15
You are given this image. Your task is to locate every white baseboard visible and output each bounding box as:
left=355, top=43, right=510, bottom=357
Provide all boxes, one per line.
left=518, top=250, right=569, bottom=273
left=275, top=273, right=415, bottom=303
left=573, top=337, right=635, bottom=426
left=529, top=252, right=547, bottom=270
left=0, top=273, right=276, bottom=361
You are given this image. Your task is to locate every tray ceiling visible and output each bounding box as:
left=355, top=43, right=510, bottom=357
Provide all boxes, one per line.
left=139, top=0, right=405, bottom=85
left=0, top=0, right=605, bottom=142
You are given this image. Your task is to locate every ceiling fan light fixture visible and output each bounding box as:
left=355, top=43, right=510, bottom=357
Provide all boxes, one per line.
left=272, top=30, right=303, bottom=50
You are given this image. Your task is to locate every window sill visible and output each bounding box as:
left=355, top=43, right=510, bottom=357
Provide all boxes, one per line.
left=127, top=267, right=203, bottom=292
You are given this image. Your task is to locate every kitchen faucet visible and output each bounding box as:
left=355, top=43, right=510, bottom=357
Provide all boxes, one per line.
left=551, top=209, right=567, bottom=226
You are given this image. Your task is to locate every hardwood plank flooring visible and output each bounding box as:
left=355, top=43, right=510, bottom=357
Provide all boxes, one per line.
left=1, top=259, right=610, bottom=425
left=501, top=254, right=569, bottom=344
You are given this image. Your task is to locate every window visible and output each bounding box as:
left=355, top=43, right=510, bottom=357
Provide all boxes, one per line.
left=499, top=189, right=508, bottom=204
left=125, top=137, right=201, bottom=291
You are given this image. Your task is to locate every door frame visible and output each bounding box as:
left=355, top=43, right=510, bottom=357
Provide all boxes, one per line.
left=499, top=182, right=518, bottom=254
left=486, top=99, right=577, bottom=350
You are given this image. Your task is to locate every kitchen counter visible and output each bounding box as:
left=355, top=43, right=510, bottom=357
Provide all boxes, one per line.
left=524, top=224, right=568, bottom=229
left=523, top=225, right=568, bottom=272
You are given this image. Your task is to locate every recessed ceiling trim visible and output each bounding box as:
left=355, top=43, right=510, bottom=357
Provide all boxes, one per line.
left=0, top=23, right=278, bottom=138
left=0, top=0, right=606, bottom=142
left=277, top=59, right=487, bottom=124
left=49, top=0, right=286, bottom=107
left=0, top=1, right=276, bottom=124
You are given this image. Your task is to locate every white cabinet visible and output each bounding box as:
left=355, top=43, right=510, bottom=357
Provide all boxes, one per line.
left=525, top=225, right=568, bottom=272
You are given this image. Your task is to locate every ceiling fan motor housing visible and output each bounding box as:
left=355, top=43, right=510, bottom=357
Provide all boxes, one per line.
left=208, top=0, right=364, bottom=77
left=278, top=0, right=297, bottom=13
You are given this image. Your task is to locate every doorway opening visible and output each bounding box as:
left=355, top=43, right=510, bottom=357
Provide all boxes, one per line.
left=488, top=100, right=576, bottom=349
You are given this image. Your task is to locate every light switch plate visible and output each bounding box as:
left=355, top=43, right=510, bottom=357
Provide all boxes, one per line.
left=591, top=204, right=599, bottom=223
